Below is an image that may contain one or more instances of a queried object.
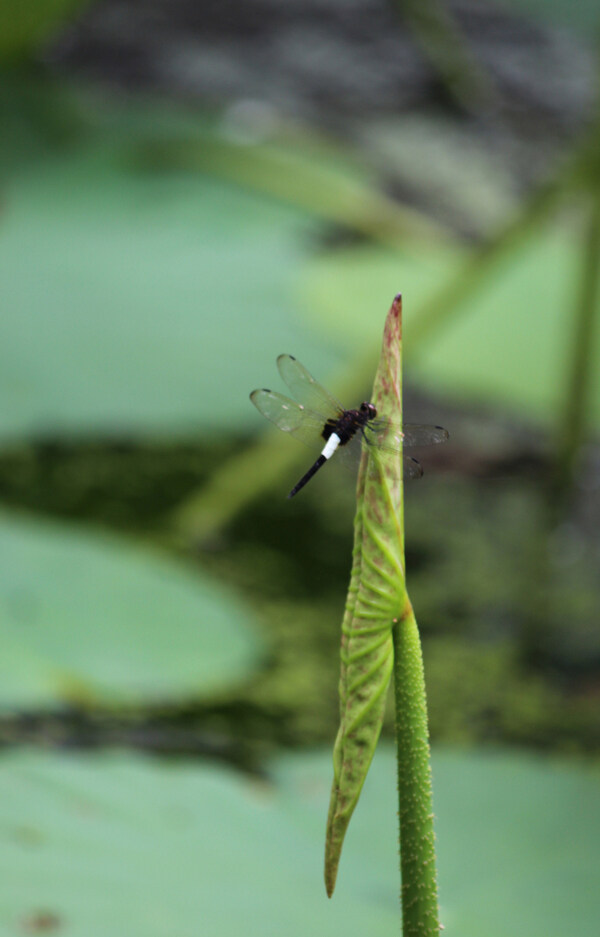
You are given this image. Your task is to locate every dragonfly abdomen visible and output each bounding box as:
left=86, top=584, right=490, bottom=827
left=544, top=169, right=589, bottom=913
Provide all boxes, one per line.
left=290, top=422, right=349, bottom=498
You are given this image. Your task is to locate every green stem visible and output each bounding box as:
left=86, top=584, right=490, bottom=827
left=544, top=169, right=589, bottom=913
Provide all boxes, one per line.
left=393, top=0, right=497, bottom=114
left=550, top=194, right=600, bottom=514
left=393, top=602, right=439, bottom=937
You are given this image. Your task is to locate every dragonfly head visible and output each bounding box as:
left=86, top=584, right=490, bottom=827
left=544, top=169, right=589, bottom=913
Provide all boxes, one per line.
left=360, top=402, right=377, bottom=420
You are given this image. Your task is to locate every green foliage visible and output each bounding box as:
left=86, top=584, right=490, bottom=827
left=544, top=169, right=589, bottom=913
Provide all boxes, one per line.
left=0, top=439, right=595, bottom=755
left=0, top=75, right=598, bottom=932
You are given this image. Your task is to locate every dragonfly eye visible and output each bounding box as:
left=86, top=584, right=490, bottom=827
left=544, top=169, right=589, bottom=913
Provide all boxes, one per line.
left=361, top=402, right=377, bottom=419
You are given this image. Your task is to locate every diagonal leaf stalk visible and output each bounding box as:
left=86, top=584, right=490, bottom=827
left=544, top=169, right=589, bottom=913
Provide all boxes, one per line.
left=324, top=296, right=440, bottom=935
left=393, top=0, right=499, bottom=115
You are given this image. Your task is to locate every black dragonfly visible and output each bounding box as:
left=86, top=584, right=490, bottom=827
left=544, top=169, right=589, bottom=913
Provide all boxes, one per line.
left=250, top=355, right=448, bottom=498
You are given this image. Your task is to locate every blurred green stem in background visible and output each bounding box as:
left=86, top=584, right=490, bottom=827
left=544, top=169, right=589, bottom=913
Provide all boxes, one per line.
left=392, top=0, right=499, bottom=114
left=550, top=155, right=600, bottom=514
left=517, top=110, right=600, bottom=666
left=136, top=131, right=451, bottom=251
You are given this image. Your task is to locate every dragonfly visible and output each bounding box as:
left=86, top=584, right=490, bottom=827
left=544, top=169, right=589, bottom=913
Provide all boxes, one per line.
left=250, top=355, right=449, bottom=498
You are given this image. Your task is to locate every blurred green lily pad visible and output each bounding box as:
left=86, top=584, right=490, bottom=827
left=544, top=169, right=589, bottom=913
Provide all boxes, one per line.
left=0, top=748, right=400, bottom=937
left=0, top=512, right=263, bottom=709
left=0, top=136, right=341, bottom=442
left=0, top=746, right=597, bottom=936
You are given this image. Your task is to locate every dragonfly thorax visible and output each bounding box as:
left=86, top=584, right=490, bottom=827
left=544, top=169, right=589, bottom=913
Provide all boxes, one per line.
left=322, top=401, right=377, bottom=447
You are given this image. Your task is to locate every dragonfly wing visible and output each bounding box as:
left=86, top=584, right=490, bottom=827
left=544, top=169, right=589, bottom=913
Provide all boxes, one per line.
left=403, top=455, right=424, bottom=479
left=277, top=354, right=344, bottom=416
left=402, top=424, right=449, bottom=447
left=362, top=421, right=404, bottom=454
left=366, top=420, right=448, bottom=449
left=361, top=423, right=435, bottom=482
left=250, top=389, right=327, bottom=448
left=326, top=433, right=405, bottom=480
left=356, top=437, right=423, bottom=481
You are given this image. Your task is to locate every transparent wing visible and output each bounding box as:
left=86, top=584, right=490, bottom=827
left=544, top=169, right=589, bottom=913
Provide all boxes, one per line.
left=250, top=389, right=327, bottom=449
left=403, top=424, right=449, bottom=447
left=403, top=455, right=424, bottom=479
left=360, top=421, right=445, bottom=481
left=340, top=434, right=424, bottom=481
left=365, top=420, right=449, bottom=451
left=277, top=354, right=343, bottom=417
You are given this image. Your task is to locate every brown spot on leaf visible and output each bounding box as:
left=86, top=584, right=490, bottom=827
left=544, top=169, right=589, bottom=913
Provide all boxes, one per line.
left=20, top=911, right=62, bottom=933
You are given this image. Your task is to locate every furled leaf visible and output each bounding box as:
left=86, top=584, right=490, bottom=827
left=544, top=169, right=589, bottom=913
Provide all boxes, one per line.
left=324, top=295, right=409, bottom=896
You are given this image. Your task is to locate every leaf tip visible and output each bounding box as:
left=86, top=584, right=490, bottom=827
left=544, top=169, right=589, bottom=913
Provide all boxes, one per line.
left=324, top=862, right=338, bottom=898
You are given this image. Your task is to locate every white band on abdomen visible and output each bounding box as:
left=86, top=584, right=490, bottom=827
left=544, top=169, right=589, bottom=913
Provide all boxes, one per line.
left=321, top=433, right=341, bottom=460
